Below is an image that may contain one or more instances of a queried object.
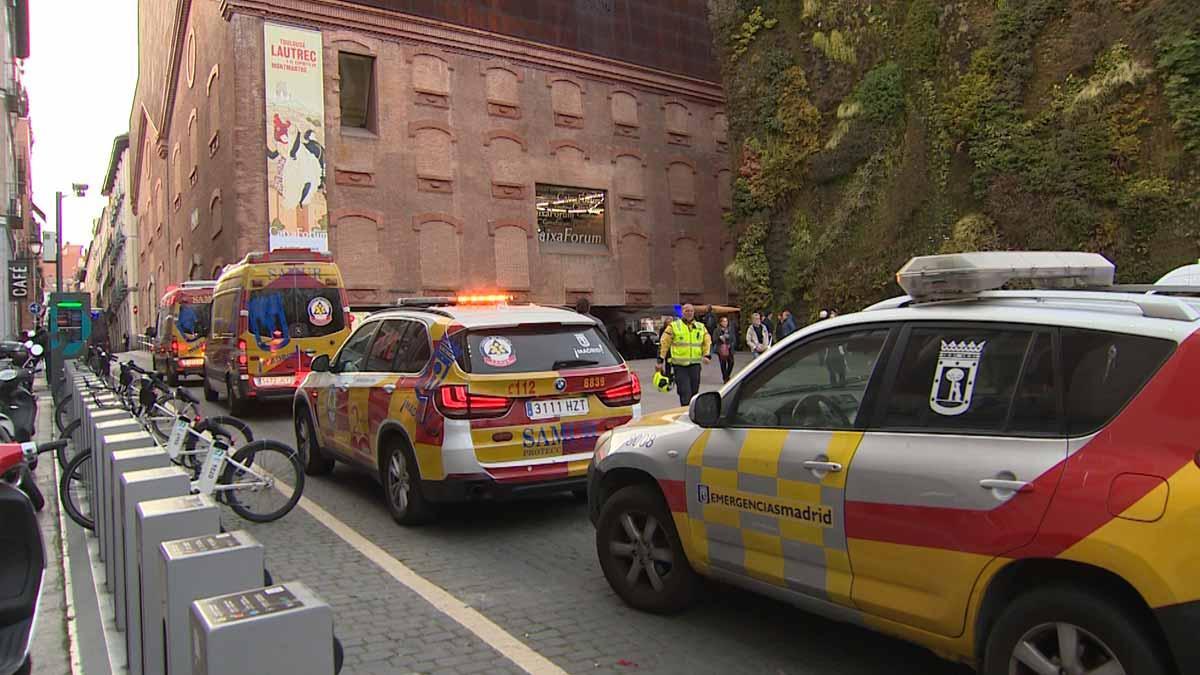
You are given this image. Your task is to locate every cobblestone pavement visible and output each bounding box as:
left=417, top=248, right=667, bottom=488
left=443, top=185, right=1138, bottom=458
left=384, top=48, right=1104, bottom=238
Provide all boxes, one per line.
left=29, top=385, right=73, bottom=675
left=66, top=353, right=972, bottom=675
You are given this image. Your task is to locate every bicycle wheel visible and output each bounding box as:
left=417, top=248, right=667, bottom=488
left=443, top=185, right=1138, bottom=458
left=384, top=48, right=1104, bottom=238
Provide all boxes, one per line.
left=221, top=440, right=304, bottom=523
left=179, top=417, right=254, bottom=476
left=56, top=418, right=81, bottom=470
left=148, top=395, right=190, bottom=442
left=60, top=450, right=95, bottom=531
left=54, top=398, right=73, bottom=433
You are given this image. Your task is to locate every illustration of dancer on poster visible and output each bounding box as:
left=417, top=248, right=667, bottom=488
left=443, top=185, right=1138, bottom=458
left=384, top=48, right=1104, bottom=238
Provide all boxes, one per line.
left=264, top=22, right=328, bottom=252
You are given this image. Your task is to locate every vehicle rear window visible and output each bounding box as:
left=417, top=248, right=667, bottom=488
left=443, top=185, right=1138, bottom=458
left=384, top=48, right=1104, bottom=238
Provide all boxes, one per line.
left=1061, top=328, right=1174, bottom=436
left=176, top=302, right=211, bottom=339
left=248, top=287, right=344, bottom=339
left=460, top=325, right=620, bottom=374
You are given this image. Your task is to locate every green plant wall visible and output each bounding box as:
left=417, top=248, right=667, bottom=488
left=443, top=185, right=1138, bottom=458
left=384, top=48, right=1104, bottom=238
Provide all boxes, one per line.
left=712, top=0, right=1200, bottom=319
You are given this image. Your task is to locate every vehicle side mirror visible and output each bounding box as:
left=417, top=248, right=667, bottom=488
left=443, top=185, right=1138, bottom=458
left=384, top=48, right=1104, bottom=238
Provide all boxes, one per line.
left=310, top=354, right=330, bottom=373
left=689, top=391, right=722, bottom=428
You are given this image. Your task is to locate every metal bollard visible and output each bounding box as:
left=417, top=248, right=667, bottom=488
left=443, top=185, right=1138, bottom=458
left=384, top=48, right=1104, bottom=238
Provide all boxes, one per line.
left=98, top=428, right=153, bottom=587
left=134, top=494, right=220, bottom=675
left=161, top=531, right=265, bottom=675
left=190, top=582, right=335, bottom=675
left=116, top=463, right=186, bottom=632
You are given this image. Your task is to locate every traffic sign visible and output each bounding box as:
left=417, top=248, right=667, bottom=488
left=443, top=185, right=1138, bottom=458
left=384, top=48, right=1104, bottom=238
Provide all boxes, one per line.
left=28, top=302, right=41, bottom=315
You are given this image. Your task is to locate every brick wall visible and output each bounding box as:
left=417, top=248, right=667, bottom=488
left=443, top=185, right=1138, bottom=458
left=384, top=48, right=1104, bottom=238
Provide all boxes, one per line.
left=134, top=0, right=729, bottom=310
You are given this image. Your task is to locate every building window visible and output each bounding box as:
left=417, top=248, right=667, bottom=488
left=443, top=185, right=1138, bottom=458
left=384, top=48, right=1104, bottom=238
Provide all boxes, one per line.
left=339, top=52, right=374, bottom=130
left=207, top=65, right=220, bottom=155
left=171, top=145, right=182, bottom=210
left=188, top=110, right=199, bottom=185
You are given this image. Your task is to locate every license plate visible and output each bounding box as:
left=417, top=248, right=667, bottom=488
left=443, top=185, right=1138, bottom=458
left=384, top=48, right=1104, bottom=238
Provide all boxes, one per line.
left=179, top=358, right=204, bottom=367
left=255, top=376, right=293, bottom=387
left=526, top=397, right=589, bottom=420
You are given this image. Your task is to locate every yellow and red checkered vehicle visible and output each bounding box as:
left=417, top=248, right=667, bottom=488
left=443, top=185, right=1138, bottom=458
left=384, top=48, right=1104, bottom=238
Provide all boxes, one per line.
left=294, top=295, right=641, bottom=524
left=588, top=252, right=1200, bottom=675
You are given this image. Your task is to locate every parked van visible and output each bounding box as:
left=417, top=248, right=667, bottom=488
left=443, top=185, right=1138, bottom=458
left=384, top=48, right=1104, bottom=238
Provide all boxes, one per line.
left=204, top=249, right=351, bottom=414
left=152, top=281, right=216, bottom=385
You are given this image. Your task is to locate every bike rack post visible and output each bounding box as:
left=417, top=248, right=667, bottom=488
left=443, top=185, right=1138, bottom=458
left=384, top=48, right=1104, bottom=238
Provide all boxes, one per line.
left=97, top=428, right=153, bottom=590
left=111, top=458, right=178, bottom=632
left=134, top=494, right=220, bottom=675
left=190, top=582, right=335, bottom=675
left=160, top=531, right=265, bottom=675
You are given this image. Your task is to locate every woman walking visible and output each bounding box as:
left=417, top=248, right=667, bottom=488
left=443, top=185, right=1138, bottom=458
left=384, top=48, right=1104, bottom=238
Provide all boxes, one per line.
left=714, top=316, right=737, bottom=383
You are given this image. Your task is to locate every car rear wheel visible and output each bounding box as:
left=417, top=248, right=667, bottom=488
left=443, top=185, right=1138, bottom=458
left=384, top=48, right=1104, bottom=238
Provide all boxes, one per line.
left=381, top=441, right=433, bottom=526
left=983, top=586, right=1166, bottom=675
left=595, top=484, right=699, bottom=614
left=295, top=407, right=334, bottom=476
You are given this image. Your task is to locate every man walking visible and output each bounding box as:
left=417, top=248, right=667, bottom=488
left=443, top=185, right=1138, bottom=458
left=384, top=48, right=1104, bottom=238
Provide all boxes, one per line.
left=657, top=303, right=711, bottom=406
left=745, top=312, right=772, bottom=358
left=778, top=310, right=798, bottom=340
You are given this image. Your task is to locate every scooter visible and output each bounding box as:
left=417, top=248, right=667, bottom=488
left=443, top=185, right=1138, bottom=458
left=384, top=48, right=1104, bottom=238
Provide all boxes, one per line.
left=0, top=345, right=43, bottom=444
left=0, top=438, right=69, bottom=675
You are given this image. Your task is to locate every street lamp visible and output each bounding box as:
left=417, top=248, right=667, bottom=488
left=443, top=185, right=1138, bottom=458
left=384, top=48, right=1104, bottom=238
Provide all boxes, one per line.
left=55, top=183, right=88, bottom=294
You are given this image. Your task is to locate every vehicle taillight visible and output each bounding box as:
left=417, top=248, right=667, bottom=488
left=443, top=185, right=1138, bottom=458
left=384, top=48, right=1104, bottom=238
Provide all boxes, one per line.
left=170, top=340, right=179, bottom=355
left=237, top=339, right=247, bottom=367
left=435, top=384, right=510, bottom=419
left=598, top=374, right=641, bottom=407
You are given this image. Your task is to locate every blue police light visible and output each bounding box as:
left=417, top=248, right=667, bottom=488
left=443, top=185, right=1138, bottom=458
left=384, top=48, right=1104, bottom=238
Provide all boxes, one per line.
left=673, top=304, right=682, bottom=317
left=90, top=309, right=101, bottom=320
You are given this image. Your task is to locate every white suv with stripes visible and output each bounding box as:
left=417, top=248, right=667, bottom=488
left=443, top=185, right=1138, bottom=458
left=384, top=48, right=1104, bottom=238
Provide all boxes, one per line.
left=588, top=252, right=1200, bottom=675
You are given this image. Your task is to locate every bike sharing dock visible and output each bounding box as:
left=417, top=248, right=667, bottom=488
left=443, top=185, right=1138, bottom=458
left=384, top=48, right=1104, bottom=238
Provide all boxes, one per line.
left=44, top=360, right=342, bottom=675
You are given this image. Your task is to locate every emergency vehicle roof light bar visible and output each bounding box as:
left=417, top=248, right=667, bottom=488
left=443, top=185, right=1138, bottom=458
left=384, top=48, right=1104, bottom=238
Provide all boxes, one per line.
left=180, top=280, right=217, bottom=288
left=241, top=249, right=334, bottom=264
left=897, top=251, right=1115, bottom=302
left=396, top=296, right=457, bottom=307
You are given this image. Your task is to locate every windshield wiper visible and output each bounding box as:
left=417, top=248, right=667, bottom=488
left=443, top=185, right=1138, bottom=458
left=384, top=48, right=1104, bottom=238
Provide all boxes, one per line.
left=552, top=359, right=599, bottom=370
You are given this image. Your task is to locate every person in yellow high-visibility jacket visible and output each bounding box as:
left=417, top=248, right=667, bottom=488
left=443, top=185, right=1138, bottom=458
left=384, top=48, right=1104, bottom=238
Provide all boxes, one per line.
left=656, top=303, right=712, bottom=406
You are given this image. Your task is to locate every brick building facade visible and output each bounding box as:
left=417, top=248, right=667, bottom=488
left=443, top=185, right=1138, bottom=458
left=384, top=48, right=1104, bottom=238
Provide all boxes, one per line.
left=129, top=0, right=728, bottom=333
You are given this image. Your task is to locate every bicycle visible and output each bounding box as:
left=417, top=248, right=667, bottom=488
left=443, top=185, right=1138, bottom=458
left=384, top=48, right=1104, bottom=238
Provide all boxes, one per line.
left=61, top=413, right=300, bottom=528
left=59, top=361, right=300, bottom=530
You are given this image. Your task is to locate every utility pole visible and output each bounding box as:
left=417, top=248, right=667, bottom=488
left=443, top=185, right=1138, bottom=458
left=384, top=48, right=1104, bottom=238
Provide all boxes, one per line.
left=54, top=190, right=62, bottom=293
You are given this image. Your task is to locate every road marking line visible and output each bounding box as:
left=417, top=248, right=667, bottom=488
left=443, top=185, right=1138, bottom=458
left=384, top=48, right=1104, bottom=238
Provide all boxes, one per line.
left=281, top=486, right=568, bottom=675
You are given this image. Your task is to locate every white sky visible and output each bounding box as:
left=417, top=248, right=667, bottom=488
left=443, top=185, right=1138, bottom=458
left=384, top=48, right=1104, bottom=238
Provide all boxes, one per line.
left=24, top=0, right=138, bottom=251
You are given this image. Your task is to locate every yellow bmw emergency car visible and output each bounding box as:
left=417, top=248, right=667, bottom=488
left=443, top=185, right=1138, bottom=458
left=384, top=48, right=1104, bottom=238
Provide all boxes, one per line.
left=294, top=295, right=641, bottom=524
left=588, top=252, right=1200, bottom=675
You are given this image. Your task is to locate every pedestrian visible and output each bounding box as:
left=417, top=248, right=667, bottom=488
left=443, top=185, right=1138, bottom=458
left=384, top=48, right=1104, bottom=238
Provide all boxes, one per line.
left=575, top=297, right=609, bottom=341
left=745, top=312, right=772, bottom=358
left=657, top=303, right=712, bottom=406
left=764, top=311, right=776, bottom=338
left=714, top=315, right=737, bottom=383
left=778, top=309, right=798, bottom=340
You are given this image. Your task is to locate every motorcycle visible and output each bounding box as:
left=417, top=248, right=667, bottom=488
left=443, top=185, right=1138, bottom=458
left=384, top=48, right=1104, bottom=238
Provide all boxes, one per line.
left=0, top=345, right=43, bottom=445
left=0, top=438, right=69, bottom=675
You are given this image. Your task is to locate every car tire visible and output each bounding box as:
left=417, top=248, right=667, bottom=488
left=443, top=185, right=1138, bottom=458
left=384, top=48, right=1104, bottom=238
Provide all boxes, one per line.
left=595, top=484, right=699, bottom=614
left=227, top=375, right=248, bottom=417
left=167, top=365, right=179, bottom=387
left=296, top=407, right=334, bottom=476
left=203, top=373, right=219, bottom=402
left=380, top=441, right=434, bottom=526
left=982, top=585, right=1167, bottom=675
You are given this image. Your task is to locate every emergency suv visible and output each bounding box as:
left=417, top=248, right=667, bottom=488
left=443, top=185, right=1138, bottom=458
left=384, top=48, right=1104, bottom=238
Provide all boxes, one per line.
left=588, top=252, right=1200, bottom=675
left=294, top=295, right=642, bottom=524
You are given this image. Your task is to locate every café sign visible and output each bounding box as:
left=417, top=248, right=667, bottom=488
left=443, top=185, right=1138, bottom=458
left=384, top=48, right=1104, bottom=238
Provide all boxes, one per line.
left=8, top=258, right=30, bottom=300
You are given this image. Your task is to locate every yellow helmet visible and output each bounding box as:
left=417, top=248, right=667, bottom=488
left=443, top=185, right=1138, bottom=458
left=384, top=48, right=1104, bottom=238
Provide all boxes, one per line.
left=652, top=371, right=672, bottom=393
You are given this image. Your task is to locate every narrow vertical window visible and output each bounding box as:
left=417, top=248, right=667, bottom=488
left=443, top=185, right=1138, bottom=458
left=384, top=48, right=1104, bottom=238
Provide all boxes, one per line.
left=339, top=52, right=374, bottom=130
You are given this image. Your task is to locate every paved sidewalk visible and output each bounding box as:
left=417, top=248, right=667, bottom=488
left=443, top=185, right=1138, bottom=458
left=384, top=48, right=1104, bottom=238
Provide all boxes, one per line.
left=30, top=381, right=75, bottom=675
